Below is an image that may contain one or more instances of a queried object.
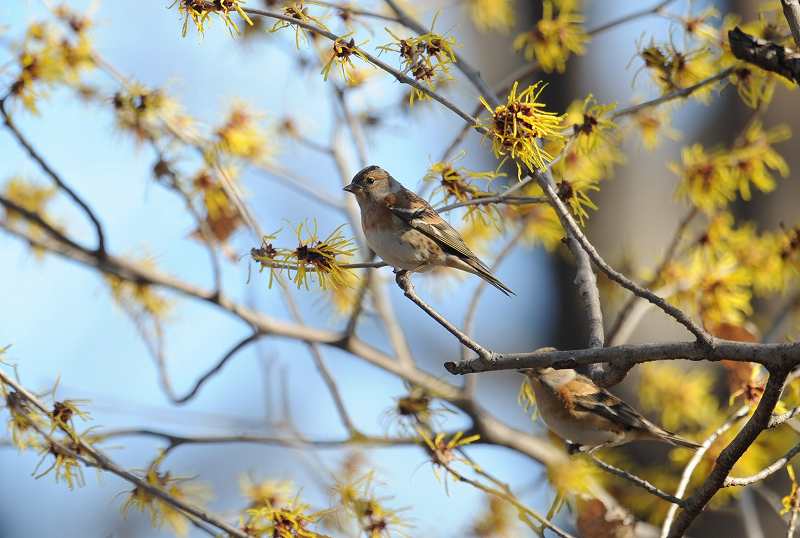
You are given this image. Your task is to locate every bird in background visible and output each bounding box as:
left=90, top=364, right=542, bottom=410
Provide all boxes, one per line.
left=343, top=165, right=514, bottom=295
left=521, top=367, right=701, bottom=452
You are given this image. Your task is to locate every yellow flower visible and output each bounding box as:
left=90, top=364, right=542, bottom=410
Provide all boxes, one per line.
left=468, top=0, right=515, bottom=33
left=288, top=222, right=357, bottom=290
left=729, top=121, right=790, bottom=200
left=270, top=2, right=329, bottom=48
left=379, top=19, right=457, bottom=105
left=121, top=452, right=210, bottom=537
left=424, top=158, right=504, bottom=224
left=480, top=81, right=564, bottom=176
left=215, top=102, right=272, bottom=162
left=630, top=105, right=681, bottom=150
left=513, top=0, right=588, bottom=73
left=670, top=144, right=736, bottom=212
left=333, top=471, right=411, bottom=537
left=639, top=42, right=718, bottom=100
left=321, top=35, right=372, bottom=83
left=10, top=18, right=95, bottom=111
left=173, top=0, right=253, bottom=36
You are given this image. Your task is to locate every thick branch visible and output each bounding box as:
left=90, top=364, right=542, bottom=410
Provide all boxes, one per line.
left=782, top=0, right=800, bottom=49
left=444, top=339, right=800, bottom=374
left=669, top=367, right=791, bottom=537
left=729, top=27, right=800, bottom=85
left=534, top=172, right=712, bottom=345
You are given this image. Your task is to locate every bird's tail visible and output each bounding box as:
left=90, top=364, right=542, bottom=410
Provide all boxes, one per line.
left=657, top=429, right=701, bottom=450
left=464, top=258, right=515, bottom=296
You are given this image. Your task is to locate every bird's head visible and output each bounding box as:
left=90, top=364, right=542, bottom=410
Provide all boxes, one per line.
left=344, top=165, right=396, bottom=202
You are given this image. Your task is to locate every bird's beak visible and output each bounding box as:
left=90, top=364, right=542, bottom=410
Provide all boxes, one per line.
left=343, top=183, right=357, bottom=193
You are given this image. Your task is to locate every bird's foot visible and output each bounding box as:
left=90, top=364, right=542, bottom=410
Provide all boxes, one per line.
left=394, top=269, right=412, bottom=290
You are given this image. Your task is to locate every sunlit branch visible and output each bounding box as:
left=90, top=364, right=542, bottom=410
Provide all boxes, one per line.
left=724, top=442, right=800, bottom=487
left=534, top=171, right=712, bottom=346
left=394, top=269, right=494, bottom=362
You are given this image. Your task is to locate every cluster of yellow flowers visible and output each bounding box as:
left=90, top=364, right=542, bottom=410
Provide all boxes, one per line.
left=9, top=9, right=95, bottom=112
left=379, top=21, right=458, bottom=104
left=250, top=221, right=357, bottom=290
left=513, top=0, right=588, bottom=73
left=670, top=121, right=790, bottom=212
left=173, top=0, right=253, bottom=36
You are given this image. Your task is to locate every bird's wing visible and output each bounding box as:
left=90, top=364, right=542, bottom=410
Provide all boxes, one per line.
left=566, top=377, right=652, bottom=432
left=384, top=188, right=484, bottom=266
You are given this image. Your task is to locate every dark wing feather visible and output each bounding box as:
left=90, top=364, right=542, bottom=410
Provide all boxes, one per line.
left=385, top=188, right=486, bottom=266
left=572, top=389, right=652, bottom=432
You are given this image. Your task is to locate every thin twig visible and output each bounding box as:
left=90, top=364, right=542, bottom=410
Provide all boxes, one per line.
left=394, top=270, right=494, bottom=362
left=607, top=207, right=698, bottom=346
left=534, top=171, right=712, bottom=346
left=587, top=453, right=687, bottom=507
left=0, top=95, right=107, bottom=254
left=661, top=406, right=750, bottom=538
left=724, top=442, right=800, bottom=487
left=782, top=0, right=800, bottom=49
left=462, top=228, right=525, bottom=396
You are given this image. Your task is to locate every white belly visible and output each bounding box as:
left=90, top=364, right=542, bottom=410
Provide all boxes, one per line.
left=366, top=228, right=428, bottom=270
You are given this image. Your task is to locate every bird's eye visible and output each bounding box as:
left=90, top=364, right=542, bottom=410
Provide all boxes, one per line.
left=366, top=177, right=375, bottom=185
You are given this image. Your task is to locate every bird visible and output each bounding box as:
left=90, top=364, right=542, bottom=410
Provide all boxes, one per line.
left=343, top=165, right=514, bottom=295
left=521, top=367, right=701, bottom=452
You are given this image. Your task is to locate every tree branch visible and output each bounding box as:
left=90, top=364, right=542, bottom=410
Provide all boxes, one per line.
left=444, top=339, right=800, bottom=374
left=728, top=27, right=800, bottom=85
left=587, top=453, right=687, bottom=507
left=394, top=270, right=494, bottom=362
left=669, top=368, right=791, bottom=537
left=0, top=369, right=247, bottom=538
left=0, top=95, right=107, bottom=255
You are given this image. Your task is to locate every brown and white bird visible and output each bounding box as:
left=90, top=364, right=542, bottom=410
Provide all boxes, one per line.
left=343, top=165, right=514, bottom=295
left=522, top=367, right=700, bottom=452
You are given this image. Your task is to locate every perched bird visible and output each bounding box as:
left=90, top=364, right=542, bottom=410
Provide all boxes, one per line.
left=522, top=367, right=700, bottom=452
left=343, top=165, right=514, bottom=295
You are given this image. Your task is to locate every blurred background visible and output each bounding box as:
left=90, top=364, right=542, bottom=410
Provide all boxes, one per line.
left=1, top=0, right=798, bottom=536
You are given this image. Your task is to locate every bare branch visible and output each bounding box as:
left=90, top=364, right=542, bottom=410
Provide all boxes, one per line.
left=587, top=453, right=687, bottom=507
left=445, top=339, right=800, bottom=374
left=394, top=270, right=494, bottom=362
left=0, top=95, right=107, bottom=255
left=534, top=171, right=712, bottom=345
left=724, top=442, right=800, bottom=487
